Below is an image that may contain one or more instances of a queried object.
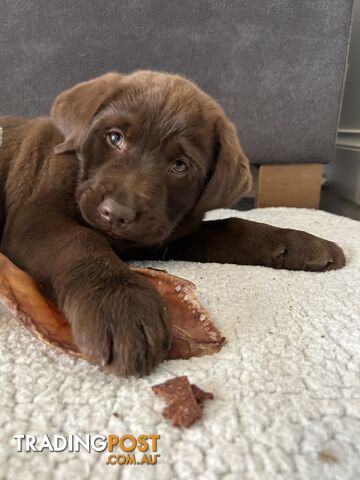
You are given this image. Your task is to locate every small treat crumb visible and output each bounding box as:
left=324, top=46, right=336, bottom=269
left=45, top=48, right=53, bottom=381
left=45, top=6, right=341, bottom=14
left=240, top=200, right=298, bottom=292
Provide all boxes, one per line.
left=318, top=449, right=338, bottom=463
left=152, top=376, right=213, bottom=428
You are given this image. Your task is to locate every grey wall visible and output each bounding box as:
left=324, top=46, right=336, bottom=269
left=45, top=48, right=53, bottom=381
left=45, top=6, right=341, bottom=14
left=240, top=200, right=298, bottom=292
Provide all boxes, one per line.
left=0, top=0, right=353, bottom=165
left=326, top=0, right=360, bottom=206
left=339, top=0, right=360, bottom=132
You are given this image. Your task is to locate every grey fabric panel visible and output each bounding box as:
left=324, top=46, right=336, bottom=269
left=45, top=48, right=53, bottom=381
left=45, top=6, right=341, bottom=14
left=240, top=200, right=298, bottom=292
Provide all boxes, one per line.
left=0, top=0, right=353, bottom=164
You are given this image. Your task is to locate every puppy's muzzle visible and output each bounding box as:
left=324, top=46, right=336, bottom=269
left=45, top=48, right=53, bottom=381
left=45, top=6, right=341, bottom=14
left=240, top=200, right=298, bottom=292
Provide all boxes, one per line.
left=98, top=198, right=136, bottom=229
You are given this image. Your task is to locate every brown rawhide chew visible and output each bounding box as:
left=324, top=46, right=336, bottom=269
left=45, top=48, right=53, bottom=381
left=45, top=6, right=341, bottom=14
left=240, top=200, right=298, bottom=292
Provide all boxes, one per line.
left=0, top=252, right=225, bottom=361
left=152, top=376, right=213, bottom=427
left=131, top=266, right=225, bottom=359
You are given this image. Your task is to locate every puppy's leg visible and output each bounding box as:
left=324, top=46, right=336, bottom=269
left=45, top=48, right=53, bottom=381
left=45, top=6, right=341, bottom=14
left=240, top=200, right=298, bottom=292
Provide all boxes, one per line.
left=161, top=218, right=345, bottom=271
left=2, top=207, right=171, bottom=375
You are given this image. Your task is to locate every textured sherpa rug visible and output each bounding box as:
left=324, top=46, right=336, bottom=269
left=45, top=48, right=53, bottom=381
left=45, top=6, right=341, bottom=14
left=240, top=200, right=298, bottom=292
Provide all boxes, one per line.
left=1, top=207, right=360, bottom=480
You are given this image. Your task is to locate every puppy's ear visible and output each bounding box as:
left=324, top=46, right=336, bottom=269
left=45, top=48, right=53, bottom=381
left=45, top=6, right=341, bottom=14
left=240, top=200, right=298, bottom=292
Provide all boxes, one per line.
left=51, top=72, right=123, bottom=154
left=194, top=115, right=252, bottom=215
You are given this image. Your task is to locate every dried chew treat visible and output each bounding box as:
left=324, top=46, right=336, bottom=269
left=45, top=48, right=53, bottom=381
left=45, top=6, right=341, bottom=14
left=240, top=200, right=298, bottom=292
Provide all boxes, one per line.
left=0, top=252, right=225, bottom=364
left=152, top=377, right=213, bottom=405
left=190, top=384, right=214, bottom=404
left=132, top=267, right=225, bottom=359
left=152, top=376, right=202, bottom=427
left=152, top=376, right=213, bottom=427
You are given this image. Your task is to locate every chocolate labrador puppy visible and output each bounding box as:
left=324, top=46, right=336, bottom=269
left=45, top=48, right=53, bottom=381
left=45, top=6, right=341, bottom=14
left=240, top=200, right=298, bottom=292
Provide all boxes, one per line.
left=0, top=71, right=345, bottom=375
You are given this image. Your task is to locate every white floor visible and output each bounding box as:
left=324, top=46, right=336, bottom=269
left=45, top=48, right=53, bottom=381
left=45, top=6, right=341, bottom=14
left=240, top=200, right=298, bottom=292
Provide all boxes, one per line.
left=0, top=207, right=359, bottom=480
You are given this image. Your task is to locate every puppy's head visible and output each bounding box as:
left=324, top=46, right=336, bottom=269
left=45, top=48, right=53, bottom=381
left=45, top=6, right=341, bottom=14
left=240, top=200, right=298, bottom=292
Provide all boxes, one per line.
left=51, top=71, right=251, bottom=246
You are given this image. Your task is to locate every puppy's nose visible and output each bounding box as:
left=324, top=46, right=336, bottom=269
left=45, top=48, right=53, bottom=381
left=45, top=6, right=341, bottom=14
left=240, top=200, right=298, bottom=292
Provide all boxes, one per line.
left=98, top=199, right=136, bottom=226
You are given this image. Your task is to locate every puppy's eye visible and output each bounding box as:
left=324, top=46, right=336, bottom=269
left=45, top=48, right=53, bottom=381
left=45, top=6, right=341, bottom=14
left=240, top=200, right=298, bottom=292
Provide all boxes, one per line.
left=106, top=131, right=124, bottom=149
left=170, top=159, right=189, bottom=175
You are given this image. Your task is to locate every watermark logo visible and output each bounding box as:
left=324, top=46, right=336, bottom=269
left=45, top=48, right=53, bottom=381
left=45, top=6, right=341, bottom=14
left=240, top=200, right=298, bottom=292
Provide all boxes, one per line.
left=14, top=434, right=160, bottom=465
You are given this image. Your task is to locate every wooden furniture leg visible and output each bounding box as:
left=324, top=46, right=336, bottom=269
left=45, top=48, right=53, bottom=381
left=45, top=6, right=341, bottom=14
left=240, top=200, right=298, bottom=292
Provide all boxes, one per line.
left=255, top=164, right=323, bottom=208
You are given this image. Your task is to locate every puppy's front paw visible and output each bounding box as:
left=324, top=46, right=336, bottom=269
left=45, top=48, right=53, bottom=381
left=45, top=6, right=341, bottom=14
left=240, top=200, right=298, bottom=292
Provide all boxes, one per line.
left=271, top=229, right=345, bottom=271
left=66, top=272, right=172, bottom=376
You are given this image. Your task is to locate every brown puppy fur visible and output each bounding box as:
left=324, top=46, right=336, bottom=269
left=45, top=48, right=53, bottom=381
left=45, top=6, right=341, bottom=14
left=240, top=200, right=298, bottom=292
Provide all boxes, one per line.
left=0, top=71, right=345, bottom=376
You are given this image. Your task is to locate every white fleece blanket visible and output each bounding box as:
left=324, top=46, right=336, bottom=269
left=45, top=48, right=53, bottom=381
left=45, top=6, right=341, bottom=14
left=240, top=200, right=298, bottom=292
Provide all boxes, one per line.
left=0, top=208, right=360, bottom=480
